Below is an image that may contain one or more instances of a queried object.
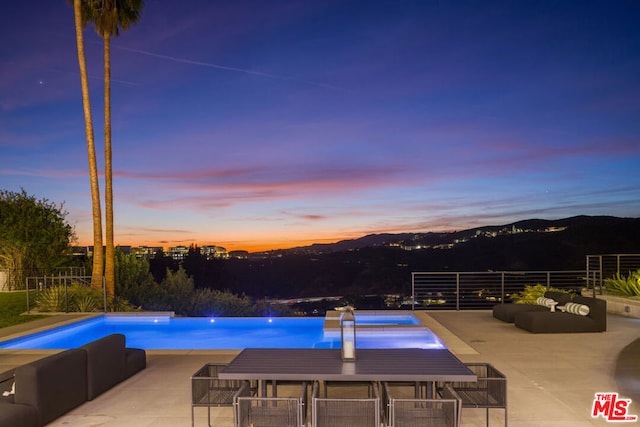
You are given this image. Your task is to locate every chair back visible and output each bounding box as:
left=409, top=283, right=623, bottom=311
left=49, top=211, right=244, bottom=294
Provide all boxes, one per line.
left=312, top=381, right=380, bottom=427
left=385, top=382, right=460, bottom=427
left=234, top=381, right=306, bottom=427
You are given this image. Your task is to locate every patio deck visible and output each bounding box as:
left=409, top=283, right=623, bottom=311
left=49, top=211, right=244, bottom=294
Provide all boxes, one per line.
left=1, top=310, right=639, bottom=426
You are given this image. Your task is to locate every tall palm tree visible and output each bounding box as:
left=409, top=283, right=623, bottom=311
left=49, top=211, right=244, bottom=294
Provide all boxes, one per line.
left=71, top=0, right=104, bottom=290
left=82, top=0, right=143, bottom=299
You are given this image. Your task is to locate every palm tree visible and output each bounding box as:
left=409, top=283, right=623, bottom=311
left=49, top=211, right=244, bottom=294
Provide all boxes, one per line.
left=71, top=0, right=104, bottom=290
left=82, top=0, right=143, bottom=299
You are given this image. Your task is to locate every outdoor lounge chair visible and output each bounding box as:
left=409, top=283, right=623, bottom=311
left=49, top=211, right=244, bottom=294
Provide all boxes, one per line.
left=437, top=363, right=507, bottom=427
left=513, top=295, right=606, bottom=333
left=492, top=291, right=572, bottom=323
left=312, top=381, right=380, bottom=427
left=384, top=382, right=461, bottom=427
left=233, top=381, right=307, bottom=427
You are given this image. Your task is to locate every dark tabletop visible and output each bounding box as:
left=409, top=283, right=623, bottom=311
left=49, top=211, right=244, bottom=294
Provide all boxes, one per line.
left=219, top=348, right=476, bottom=382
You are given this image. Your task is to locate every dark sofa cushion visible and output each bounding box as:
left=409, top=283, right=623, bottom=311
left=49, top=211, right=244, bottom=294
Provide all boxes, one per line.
left=514, top=296, right=606, bottom=333
left=572, top=295, right=607, bottom=331
left=125, top=347, right=146, bottom=378
left=0, top=401, right=39, bottom=427
left=13, top=349, right=87, bottom=426
left=81, top=334, right=127, bottom=400
left=544, top=291, right=572, bottom=305
left=493, top=303, right=547, bottom=323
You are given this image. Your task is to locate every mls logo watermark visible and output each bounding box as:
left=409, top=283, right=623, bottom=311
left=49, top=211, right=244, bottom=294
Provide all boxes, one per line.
left=592, top=392, right=638, bottom=422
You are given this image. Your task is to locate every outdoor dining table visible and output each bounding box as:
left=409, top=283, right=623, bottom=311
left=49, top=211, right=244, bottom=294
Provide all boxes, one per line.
left=219, top=347, right=476, bottom=397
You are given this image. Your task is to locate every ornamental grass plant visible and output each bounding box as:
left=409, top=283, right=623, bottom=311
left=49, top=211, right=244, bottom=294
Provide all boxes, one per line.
left=604, top=269, right=640, bottom=299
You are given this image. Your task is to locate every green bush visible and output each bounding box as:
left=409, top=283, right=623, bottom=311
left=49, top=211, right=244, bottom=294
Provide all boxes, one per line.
left=70, top=284, right=102, bottom=312
left=510, top=284, right=570, bottom=305
left=605, top=269, right=640, bottom=298
left=191, top=289, right=254, bottom=317
left=114, top=251, right=156, bottom=307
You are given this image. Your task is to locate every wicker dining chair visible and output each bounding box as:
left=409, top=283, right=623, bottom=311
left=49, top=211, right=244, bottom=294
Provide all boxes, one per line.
left=191, top=363, right=249, bottom=427
left=233, top=381, right=307, bottom=427
left=438, top=363, right=507, bottom=427
left=312, top=381, right=381, bottom=427
left=384, top=382, right=461, bottom=427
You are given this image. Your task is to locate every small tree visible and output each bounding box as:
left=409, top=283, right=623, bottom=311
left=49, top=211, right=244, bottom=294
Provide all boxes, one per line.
left=0, top=189, right=75, bottom=289
left=114, top=250, right=156, bottom=307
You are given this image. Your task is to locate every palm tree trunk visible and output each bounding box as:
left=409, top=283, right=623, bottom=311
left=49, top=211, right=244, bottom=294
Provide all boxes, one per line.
left=104, top=33, right=115, bottom=300
left=73, top=0, right=104, bottom=289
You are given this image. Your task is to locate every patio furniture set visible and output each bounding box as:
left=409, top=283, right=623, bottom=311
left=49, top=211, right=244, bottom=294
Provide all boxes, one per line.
left=492, top=291, right=607, bottom=333
left=191, top=348, right=508, bottom=427
left=0, top=334, right=146, bottom=427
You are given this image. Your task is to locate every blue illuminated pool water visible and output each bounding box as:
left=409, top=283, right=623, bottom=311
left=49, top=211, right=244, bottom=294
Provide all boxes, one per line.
left=0, top=314, right=444, bottom=350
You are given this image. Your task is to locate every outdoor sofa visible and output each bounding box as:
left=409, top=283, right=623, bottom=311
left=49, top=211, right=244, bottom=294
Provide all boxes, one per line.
left=492, top=291, right=573, bottom=323
left=514, top=295, right=607, bottom=333
left=0, top=333, right=145, bottom=427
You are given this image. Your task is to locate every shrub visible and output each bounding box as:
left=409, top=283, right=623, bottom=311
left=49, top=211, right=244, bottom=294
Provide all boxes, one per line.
left=605, top=269, right=640, bottom=298
left=510, top=284, right=570, bottom=305
left=36, top=284, right=104, bottom=312
left=191, top=289, right=254, bottom=317
left=36, top=286, right=68, bottom=312
left=114, top=251, right=156, bottom=307
left=71, top=284, right=102, bottom=312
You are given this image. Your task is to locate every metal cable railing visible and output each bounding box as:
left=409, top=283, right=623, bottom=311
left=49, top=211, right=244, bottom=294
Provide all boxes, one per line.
left=586, top=254, right=640, bottom=295
left=412, top=254, right=640, bottom=310
left=411, top=270, right=586, bottom=310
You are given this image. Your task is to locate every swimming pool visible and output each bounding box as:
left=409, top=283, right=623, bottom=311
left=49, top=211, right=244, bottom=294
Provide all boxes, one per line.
left=0, top=313, right=445, bottom=350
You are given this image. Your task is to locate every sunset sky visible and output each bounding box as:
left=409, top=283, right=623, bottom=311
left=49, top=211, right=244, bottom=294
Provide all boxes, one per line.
left=2, top=0, right=639, bottom=252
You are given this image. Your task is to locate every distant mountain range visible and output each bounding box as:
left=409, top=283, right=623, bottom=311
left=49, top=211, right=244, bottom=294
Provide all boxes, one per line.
left=263, top=215, right=640, bottom=257
left=219, top=215, right=640, bottom=300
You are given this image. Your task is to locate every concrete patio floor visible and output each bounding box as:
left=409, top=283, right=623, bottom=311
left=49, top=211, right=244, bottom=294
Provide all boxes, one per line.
left=1, top=310, right=639, bottom=426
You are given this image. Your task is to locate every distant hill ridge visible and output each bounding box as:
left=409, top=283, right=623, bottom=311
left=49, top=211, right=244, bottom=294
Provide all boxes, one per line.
left=268, top=215, right=640, bottom=255
left=219, top=215, right=640, bottom=300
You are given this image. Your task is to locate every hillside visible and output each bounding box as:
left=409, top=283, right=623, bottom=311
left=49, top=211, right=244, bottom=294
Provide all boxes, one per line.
left=263, top=215, right=640, bottom=258
left=225, top=216, right=640, bottom=299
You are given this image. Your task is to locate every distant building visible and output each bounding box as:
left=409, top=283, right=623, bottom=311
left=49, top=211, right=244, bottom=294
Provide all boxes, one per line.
left=72, top=246, right=93, bottom=257
left=169, top=246, right=189, bottom=261
left=132, top=246, right=163, bottom=259
left=229, top=250, right=249, bottom=259
left=201, top=245, right=228, bottom=260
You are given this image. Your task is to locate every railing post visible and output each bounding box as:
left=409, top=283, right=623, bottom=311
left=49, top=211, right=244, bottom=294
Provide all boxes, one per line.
left=64, top=275, right=69, bottom=313
left=456, top=273, right=460, bottom=311
left=26, top=278, right=30, bottom=314
left=103, top=276, right=107, bottom=312
left=599, top=255, right=603, bottom=295
left=411, top=272, right=416, bottom=311
left=546, top=271, right=551, bottom=290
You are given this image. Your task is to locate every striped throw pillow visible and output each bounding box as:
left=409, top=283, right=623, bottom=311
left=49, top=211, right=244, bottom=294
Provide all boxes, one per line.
left=537, top=297, right=556, bottom=308
left=565, top=302, right=590, bottom=316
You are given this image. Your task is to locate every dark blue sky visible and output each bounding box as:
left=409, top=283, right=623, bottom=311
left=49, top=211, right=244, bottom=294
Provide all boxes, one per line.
left=1, top=0, right=639, bottom=251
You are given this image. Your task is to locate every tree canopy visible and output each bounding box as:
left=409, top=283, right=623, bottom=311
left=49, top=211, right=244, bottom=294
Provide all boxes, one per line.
left=0, top=189, right=75, bottom=287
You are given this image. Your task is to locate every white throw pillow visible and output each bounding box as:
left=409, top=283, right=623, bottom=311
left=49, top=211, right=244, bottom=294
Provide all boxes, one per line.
left=565, top=302, right=590, bottom=316
left=537, top=297, right=556, bottom=308
left=2, top=382, right=15, bottom=397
